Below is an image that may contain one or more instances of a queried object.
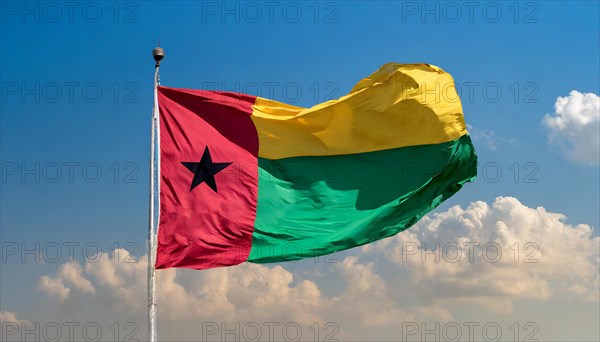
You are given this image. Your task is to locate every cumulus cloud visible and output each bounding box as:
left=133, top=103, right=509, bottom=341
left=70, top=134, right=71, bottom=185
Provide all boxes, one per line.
left=0, top=311, right=30, bottom=325
left=38, top=262, right=95, bottom=301
left=58, top=262, right=95, bottom=294
left=542, top=90, right=600, bottom=165
left=38, top=275, right=70, bottom=301
left=367, top=196, right=599, bottom=312
left=35, top=249, right=439, bottom=340
left=86, top=251, right=325, bottom=324
left=35, top=198, right=599, bottom=339
left=332, top=256, right=411, bottom=327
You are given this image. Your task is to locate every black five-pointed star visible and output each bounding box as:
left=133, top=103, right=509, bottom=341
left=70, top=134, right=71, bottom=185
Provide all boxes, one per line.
left=181, top=146, right=232, bottom=192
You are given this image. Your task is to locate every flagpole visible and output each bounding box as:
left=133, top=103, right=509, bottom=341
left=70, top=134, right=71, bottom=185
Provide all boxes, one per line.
left=149, top=44, right=164, bottom=342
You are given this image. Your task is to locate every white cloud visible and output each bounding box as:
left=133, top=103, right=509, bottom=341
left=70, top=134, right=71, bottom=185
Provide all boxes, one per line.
left=332, top=256, right=412, bottom=327
left=34, top=198, right=599, bottom=339
left=467, top=124, right=516, bottom=150
left=542, top=90, right=600, bottom=165
left=367, top=196, right=599, bottom=312
left=38, top=275, right=70, bottom=301
left=0, top=311, right=30, bottom=325
left=34, top=249, right=436, bottom=340
left=37, top=262, right=95, bottom=301
left=58, top=262, right=95, bottom=294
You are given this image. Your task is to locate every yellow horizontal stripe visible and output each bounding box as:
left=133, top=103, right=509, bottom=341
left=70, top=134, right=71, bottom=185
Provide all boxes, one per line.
left=251, top=63, right=469, bottom=159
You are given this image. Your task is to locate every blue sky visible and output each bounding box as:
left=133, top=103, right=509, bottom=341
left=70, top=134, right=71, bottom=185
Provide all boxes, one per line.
left=1, top=1, right=599, bottom=341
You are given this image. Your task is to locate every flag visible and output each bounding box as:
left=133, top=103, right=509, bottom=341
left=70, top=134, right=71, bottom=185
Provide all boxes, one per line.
left=155, top=63, right=477, bottom=270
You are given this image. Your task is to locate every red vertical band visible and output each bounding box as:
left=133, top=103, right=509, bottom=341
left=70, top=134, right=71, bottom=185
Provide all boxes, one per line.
left=155, top=86, right=259, bottom=270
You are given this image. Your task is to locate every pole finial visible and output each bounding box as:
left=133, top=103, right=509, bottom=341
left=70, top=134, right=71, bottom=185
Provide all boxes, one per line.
left=152, top=40, right=165, bottom=67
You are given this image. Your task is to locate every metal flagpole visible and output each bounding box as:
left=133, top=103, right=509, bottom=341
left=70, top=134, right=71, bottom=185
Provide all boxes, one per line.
left=149, top=43, right=164, bottom=342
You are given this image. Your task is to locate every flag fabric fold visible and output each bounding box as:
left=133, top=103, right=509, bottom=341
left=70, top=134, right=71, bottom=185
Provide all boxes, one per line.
left=155, top=63, right=478, bottom=270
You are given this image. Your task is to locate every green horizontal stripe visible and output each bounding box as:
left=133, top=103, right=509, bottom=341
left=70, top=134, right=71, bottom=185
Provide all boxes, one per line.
left=247, top=134, right=477, bottom=263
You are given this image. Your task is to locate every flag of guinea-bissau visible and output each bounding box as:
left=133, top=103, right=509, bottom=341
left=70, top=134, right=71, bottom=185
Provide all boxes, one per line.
left=155, top=63, right=478, bottom=270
